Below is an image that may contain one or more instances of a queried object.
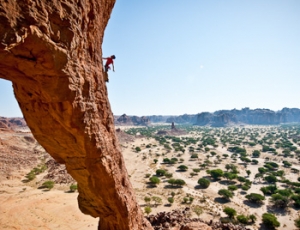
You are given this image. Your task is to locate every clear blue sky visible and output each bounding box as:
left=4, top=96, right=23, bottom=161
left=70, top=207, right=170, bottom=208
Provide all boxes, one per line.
left=1, top=0, right=300, bottom=117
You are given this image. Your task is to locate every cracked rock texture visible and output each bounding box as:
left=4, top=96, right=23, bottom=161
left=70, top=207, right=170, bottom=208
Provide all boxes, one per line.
left=0, top=1, right=152, bottom=229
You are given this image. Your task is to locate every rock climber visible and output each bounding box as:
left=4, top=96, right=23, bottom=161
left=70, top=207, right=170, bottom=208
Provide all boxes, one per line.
left=103, top=55, right=115, bottom=73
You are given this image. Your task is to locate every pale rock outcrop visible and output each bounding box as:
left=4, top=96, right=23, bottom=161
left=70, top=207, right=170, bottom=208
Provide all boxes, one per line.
left=0, top=1, right=152, bottom=229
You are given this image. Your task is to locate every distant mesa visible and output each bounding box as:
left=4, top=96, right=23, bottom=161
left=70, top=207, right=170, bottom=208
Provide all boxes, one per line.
left=115, top=108, right=300, bottom=127
left=0, top=117, right=27, bottom=131
left=115, top=114, right=150, bottom=126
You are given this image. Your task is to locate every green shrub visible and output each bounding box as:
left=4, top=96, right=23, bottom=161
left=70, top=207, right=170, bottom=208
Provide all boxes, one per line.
left=262, top=213, right=280, bottom=228
left=144, top=206, right=152, bottom=215
left=42, top=180, right=54, bottom=190
left=198, top=178, right=210, bottom=188
left=69, top=184, right=78, bottom=192
left=223, top=207, right=236, bottom=219
left=218, top=189, right=233, bottom=200
left=237, top=214, right=249, bottom=224
left=167, top=197, right=174, bottom=205
left=156, top=169, right=166, bottom=176
left=228, top=185, right=238, bottom=191
left=177, top=165, right=188, bottom=171
left=245, top=193, right=265, bottom=204
left=149, top=176, right=160, bottom=186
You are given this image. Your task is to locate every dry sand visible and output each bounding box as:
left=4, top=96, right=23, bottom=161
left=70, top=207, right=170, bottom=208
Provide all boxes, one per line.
left=1, top=125, right=300, bottom=229
left=120, top=125, right=300, bottom=230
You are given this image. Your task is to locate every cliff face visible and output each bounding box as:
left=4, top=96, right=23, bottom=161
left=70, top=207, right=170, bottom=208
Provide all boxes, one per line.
left=166, top=114, right=197, bottom=124
left=0, top=1, right=152, bottom=229
left=194, top=108, right=300, bottom=127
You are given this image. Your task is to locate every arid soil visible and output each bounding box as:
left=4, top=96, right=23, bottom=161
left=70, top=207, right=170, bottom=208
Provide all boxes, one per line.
left=1, top=124, right=300, bottom=229
left=0, top=128, right=98, bottom=229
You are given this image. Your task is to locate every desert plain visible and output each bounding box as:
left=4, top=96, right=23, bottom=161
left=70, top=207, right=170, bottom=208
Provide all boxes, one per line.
left=1, top=122, right=300, bottom=230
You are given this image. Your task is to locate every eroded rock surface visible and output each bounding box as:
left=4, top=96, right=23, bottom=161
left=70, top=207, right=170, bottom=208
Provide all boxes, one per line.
left=146, top=208, right=248, bottom=230
left=0, top=1, right=152, bottom=229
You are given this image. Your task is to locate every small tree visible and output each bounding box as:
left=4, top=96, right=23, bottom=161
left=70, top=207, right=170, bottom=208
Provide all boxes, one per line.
left=218, top=189, right=233, bottom=200
left=237, top=214, right=249, bottom=224
left=178, top=165, right=188, bottom=171
left=149, top=176, right=160, bottom=186
left=165, top=172, right=173, bottom=178
left=209, top=169, right=224, bottom=180
left=223, top=207, right=236, bottom=219
left=167, top=178, right=176, bottom=187
left=135, top=147, right=141, bottom=152
left=264, top=175, right=277, bottom=183
left=156, top=169, right=166, bottom=177
left=270, top=194, right=290, bottom=208
left=252, top=150, right=261, bottom=158
left=262, top=213, right=280, bottom=229
left=193, top=205, right=203, bottom=217
left=174, top=179, right=186, bottom=187
left=246, top=170, right=251, bottom=177
left=193, top=168, right=201, bottom=173
left=249, top=214, right=257, bottom=223
left=152, top=196, right=162, bottom=207
left=167, top=197, right=174, bottom=206
left=190, top=153, right=198, bottom=159
left=198, top=178, right=210, bottom=189
left=42, top=180, right=54, bottom=190
left=144, top=196, right=151, bottom=205
left=144, top=206, right=152, bottom=216
left=245, top=193, right=265, bottom=204
left=69, top=184, right=78, bottom=192
left=228, top=185, right=238, bottom=191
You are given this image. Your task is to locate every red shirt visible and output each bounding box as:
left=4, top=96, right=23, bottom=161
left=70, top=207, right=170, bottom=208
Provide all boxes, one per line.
left=105, top=58, right=114, bottom=66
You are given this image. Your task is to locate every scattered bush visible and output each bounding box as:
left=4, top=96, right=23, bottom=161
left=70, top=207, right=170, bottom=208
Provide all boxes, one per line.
left=223, top=207, right=236, bottom=219
left=144, top=206, right=152, bottom=215
left=218, top=189, right=233, bottom=200
left=69, top=184, right=78, bottom=192
left=198, top=178, right=210, bottom=189
left=262, top=213, right=280, bottom=228
left=237, top=214, right=249, bottom=224
left=245, top=193, right=265, bottom=204
left=149, top=176, right=160, bottom=186
left=41, top=180, right=54, bottom=190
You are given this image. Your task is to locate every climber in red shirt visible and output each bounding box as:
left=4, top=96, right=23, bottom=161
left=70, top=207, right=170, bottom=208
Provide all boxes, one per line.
left=103, top=55, right=115, bottom=73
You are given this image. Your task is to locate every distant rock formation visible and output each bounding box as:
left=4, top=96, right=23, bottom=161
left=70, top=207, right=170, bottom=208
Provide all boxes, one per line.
left=131, top=115, right=150, bottom=126
left=0, top=1, right=152, bottom=229
left=115, top=114, right=150, bottom=126
left=166, top=114, right=198, bottom=124
left=156, top=122, right=187, bottom=136
left=116, top=114, right=133, bottom=125
left=115, top=108, right=300, bottom=127
left=0, top=117, right=27, bottom=130
left=159, top=108, right=300, bottom=127
left=147, top=115, right=170, bottom=123
left=195, top=108, right=300, bottom=126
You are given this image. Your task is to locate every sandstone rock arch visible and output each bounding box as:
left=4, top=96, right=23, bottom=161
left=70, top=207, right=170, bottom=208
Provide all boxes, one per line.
left=0, top=1, right=152, bottom=229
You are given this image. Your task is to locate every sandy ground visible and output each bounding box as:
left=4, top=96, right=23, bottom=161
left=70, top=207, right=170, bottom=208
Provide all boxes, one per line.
left=1, top=125, right=300, bottom=229
left=0, top=130, right=98, bottom=230
left=120, top=126, right=300, bottom=230
left=0, top=178, right=99, bottom=230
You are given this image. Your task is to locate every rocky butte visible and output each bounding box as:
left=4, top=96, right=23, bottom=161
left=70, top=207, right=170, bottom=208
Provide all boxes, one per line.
left=0, top=0, right=153, bottom=229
